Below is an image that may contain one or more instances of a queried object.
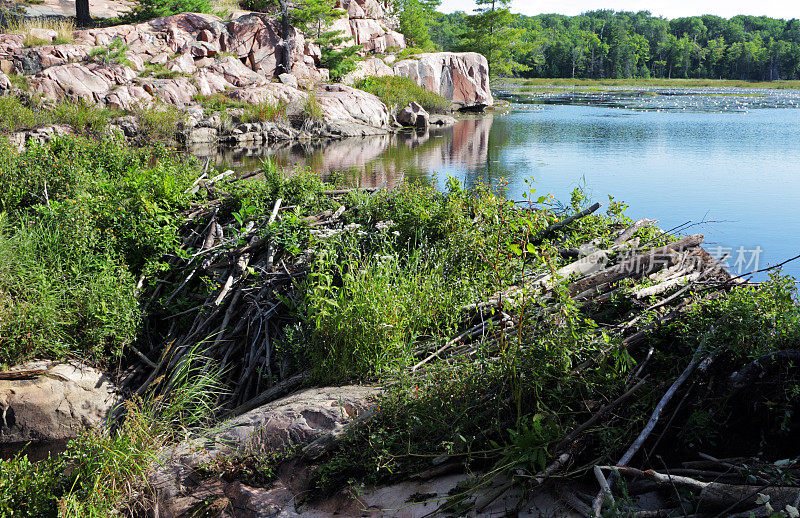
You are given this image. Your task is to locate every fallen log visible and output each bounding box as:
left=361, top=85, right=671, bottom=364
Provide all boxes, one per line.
left=600, top=466, right=800, bottom=512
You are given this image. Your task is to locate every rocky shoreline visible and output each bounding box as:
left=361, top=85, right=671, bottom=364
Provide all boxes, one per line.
left=1, top=2, right=493, bottom=151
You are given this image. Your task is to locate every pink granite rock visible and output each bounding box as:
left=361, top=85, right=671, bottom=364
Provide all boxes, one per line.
left=30, top=62, right=136, bottom=102
left=317, top=83, right=391, bottom=129
left=341, top=57, right=393, bottom=85
left=394, top=52, right=493, bottom=110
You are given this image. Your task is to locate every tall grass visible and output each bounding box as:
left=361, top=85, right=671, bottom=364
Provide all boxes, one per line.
left=0, top=95, right=117, bottom=133
left=0, top=136, right=197, bottom=366
left=6, top=16, right=75, bottom=46
left=241, top=99, right=289, bottom=123
left=0, top=351, right=225, bottom=517
left=302, top=91, right=324, bottom=121
left=133, top=103, right=186, bottom=142
left=308, top=248, right=478, bottom=378
left=298, top=181, right=507, bottom=381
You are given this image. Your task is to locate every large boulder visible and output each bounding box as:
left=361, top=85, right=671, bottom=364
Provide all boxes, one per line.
left=397, top=101, right=429, bottom=130
left=349, top=18, right=405, bottom=53
left=316, top=83, right=392, bottom=134
left=0, top=361, right=120, bottom=445
left=149, top=385, right=380, bottom=514
left=394, top=52, right=494, bottom=110
left=30, top=62, right=137, bottom=103
left=213, top=385, right=377, bottom=453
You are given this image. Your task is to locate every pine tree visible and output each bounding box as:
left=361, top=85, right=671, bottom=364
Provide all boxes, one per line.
left=259, top=0, right=360, bottom=79
left=317, top=29, right=362, bottom=81
left=459, top=0, right=529, bottom=76
left=394, top=0, right=441, bottom=50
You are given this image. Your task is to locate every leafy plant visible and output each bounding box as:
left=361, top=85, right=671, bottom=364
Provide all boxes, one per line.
left=133, top=103, right=186, bottom=142
left=355, top=75, right=450, bottom=113
left=88, top=37, right=132, bottom=67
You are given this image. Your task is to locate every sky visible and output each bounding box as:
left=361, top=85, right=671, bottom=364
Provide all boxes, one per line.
left=438, top=0, right=799, bottom=20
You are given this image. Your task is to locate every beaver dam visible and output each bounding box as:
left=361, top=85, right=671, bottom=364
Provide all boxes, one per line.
left=2, top=137, right=800, bottom=517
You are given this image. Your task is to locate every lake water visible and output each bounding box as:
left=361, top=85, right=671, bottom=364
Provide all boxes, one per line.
left=199, top=88, right=800, bottom=280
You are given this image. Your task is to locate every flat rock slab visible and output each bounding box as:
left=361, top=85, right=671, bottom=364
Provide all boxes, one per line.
left=162, top=471, right=586, bottom=517
left=22, top=0, right=133, bottom=19
left=0, top=361, right=120, bottom=445
left=214, top=385, right=379, bottom=453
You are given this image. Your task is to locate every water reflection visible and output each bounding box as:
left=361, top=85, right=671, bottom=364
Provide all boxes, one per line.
left=189, top=117, right=495, bottom=189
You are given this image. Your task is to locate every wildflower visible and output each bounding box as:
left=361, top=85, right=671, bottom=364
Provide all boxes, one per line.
left=375, top=220, right=396, bottom=231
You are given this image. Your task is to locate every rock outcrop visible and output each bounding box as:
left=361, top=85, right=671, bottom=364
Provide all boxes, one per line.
left=0, top=4, right=493, bottom=147
left=0, top=361, right=120, bottom=445
left=149, top=385, right=380, bottom=516
left=394, top=52, right=494, bottom=110
left=341, top=56, right=394, bottom=85
left=337, top=0, right=405, bottom=53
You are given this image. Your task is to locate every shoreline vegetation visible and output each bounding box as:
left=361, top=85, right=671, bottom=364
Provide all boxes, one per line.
left=496, top=77, right=800, bottom=90
left=2, top=134, right=800, bottom=516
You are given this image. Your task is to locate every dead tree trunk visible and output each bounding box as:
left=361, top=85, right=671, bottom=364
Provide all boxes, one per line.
left=277, top=0, right=294, bottom=76
left=76, top=0, right=92, bottom=27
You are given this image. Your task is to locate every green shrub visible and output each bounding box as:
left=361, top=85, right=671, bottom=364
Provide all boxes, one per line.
left=0, top=212, right=140, bottom=365
left=0, top=96, right=116, bottom=134
left=355, top=75, right=450, bottom=113
left=0, top=136, right=197, bottom=365
left=133, top=103, right=186, bottom=142
left=194, top=92, right=247, bottom=112
left=0, top=96, right=47, bottom=131
left=88, top=37, right=131, bottom=67
left=50, top=99, right=116, bottom=134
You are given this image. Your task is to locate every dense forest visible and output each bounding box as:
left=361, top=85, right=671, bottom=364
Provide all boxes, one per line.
left=396, top=0, right=800, bottom=80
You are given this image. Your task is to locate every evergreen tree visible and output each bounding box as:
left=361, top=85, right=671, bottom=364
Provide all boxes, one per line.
left=393, top=0, right=441, bottom=50
left=247, top=0, right=360, bottom=80
left=459, top=0, right=529, bottom=76
left=317, top=29, right=362, bottom=81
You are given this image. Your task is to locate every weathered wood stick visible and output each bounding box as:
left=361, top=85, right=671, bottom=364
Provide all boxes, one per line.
left=225, top=372, right=309, bottom=418
left=531, top=202, right=602, bottom=244
left=264, top=198, right=283, bottom=269
left=614, top=218, right=658, bottom=245
left=591, top=342, right=708, bottom=515
left=632, top=272, right=701, bottom=299
left=570, top=234, right=704, bottom=295
left=601, top=466, right=799, bottom=512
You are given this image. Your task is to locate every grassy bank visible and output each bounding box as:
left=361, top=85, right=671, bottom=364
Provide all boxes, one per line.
left=2, top=136, right=800, bottom=516
left=499, top=77, right=800, bottom=90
